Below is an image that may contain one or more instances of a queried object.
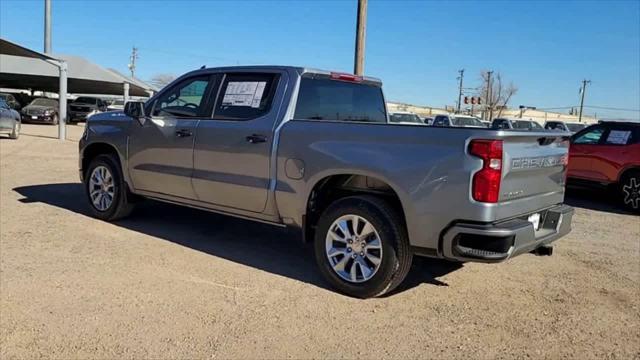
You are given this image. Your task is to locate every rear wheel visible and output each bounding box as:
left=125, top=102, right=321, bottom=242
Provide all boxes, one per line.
left=9, top=121, right=20, bottom=139
left=84, top=154, right=135, bottom=221
left=619, top=171, right=640, bottom=213
left=314, top=195, right=412, bottom=298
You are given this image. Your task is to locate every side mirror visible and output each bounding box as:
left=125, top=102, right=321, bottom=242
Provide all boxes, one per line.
left=124, top=101, right=145, bottom=119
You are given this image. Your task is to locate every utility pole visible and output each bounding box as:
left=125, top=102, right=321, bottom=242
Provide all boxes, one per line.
left=456, top=69, right=464, bottom=113
left=128, top=47, right=138, bottom=78
left=578, top=79, right=591, bottom=122
left=354, top=0, right=367, bottom=76
left=484, top=70, right=493, bottom=120
left=44, top=0, right=52, bottom=53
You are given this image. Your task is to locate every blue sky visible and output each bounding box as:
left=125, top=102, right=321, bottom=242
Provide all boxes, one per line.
left=1, top=0, right=639, bottom=120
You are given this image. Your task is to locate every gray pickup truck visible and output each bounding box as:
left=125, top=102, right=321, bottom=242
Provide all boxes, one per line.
left=79, top=66, right=573, bottom=298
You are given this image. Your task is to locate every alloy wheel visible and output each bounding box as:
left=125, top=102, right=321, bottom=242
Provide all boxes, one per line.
left=325, top=214, right=383, bottom=283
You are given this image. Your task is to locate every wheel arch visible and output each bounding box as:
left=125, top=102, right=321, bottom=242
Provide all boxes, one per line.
left=302, top=172, right=410, bottom=243
left=617, top=166, right=640, bottom=183
left=81, top=142, right=124, bottom=179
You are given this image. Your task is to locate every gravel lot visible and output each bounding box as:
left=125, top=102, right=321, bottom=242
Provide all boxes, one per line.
left=1, top=124, right=639, bottom=359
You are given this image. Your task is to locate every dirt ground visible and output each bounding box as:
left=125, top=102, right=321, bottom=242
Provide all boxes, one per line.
left=1, top=124, right=639, bottom=359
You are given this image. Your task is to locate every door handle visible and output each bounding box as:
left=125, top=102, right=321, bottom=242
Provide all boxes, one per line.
left=246, top=134, right=267, bottom=144
left=175, top=129, right=193, bottom=138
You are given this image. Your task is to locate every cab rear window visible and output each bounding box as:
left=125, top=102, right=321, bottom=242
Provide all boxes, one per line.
left=294, top=77, right=386, bottom=123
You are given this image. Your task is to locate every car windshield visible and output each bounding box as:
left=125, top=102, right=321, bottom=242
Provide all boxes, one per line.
left=30, top=98, right=58, bottom=107
left=390, top=113, right=422, bottom=124
left=74, top=97, right=98, bottom=104
left=453, top=116, right=483, bottom=127
left=0, top=94, right=8, bottom=100
left=567, top=123, right=587, bottom=132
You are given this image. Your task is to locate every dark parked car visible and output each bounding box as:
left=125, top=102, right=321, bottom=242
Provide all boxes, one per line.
left=0, top=98, right=21, bottom=139
left=491, top=118, right=544, bottom=131
left=21, top=98, right=59, bottom=124
left=69, top=96, right=108, bottom=123
left=0, top=93, right=21, bottom=110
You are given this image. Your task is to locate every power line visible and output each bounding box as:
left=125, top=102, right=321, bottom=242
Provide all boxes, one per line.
left=537, top=105, right=640, bottom=112
left=583, top=105, right=640, bottom=112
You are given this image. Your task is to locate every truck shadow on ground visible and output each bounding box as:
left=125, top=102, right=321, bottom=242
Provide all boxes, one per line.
left=13, top=183, right=461, bottom=296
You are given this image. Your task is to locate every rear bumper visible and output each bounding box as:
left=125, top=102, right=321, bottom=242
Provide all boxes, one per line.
left=69, top=110, right=92, bottom=121
left=441, top=204, right=573, bottom=263
left=22, top=114, right=55, bottom=123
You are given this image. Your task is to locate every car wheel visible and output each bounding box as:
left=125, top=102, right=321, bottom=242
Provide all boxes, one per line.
left=9, top=121, right=20, bottom=139
left=85, top=154, right=135, bottom=221
left=314, top=195, right=412, bottom=298
left=620, top=171, right=640, bottom=213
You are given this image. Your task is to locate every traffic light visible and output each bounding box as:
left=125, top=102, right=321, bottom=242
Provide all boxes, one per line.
left=471, top=97, right=477, bottom=105
left=464, top=96, right=469, bottom=104
left=477, top=97, right=482, bottom=105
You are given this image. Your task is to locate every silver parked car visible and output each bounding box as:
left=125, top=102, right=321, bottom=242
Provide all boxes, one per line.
left=80, top=66, right=573, bottom=298
left=0, top=98, right=21, bottom=139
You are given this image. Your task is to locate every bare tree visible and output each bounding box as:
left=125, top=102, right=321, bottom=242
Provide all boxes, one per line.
left=478, top=71, right=518, bottom=120
left=149, top=74, right=176, bottom=90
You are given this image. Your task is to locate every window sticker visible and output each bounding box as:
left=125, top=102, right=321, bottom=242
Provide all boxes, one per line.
left=222, top=81, right=267, bottom=108
left=606, top=130, right=631, bottom=145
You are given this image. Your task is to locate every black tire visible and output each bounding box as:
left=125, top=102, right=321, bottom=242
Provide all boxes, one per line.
left=84, top=154, right=135, bottom=221
left=619, top=170, right=640, bottom=213
left=314, top=195, right=412, bottom=298
left=9, top=121, right=20, bottom=139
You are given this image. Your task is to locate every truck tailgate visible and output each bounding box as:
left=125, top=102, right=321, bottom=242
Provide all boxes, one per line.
left=498, top=132, right=569, bottom=208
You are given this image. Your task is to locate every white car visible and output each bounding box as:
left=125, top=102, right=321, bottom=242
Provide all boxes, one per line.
left=107, top=99, right=125, bottom=111
left=544, top=121, right=588, bottom=134
left=432, top=114, right=486, bottom=128
left=389, top=111, right=425, bottom=125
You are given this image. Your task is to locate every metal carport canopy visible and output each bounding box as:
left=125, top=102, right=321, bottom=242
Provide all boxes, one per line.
left=0, top=38, right=154, bottom=140
left=0, top=39, right=150, bottom=96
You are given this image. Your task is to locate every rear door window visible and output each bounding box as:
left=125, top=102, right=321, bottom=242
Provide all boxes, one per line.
left=294, top=77, right=386, bottom=123
left=604, top=126, right=635, bottom=145
left=213, top=73, right=279, bottom=120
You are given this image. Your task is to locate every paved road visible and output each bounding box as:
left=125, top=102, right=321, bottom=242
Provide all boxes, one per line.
left=1, top=124, right=638, bottom=359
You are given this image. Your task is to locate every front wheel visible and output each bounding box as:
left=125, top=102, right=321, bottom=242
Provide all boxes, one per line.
left=84, top=154, right=135, bottom=221
left=314, top=195, right=412, bottom=298
left=620, top=171, right=640, bottom=213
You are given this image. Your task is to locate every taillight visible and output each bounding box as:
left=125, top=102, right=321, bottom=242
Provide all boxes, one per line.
left=469, top=139, right=503, bottom=203
left=330, top=72, right=363, bottom=83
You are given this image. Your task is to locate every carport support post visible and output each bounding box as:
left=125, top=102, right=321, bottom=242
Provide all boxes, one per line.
left=124, top=82, right=130, bottom=105
left=58, top=60, right=67, bottom=141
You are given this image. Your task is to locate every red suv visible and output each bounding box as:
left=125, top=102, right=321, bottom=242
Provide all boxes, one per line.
left=568, top=121, right=640, bottom=212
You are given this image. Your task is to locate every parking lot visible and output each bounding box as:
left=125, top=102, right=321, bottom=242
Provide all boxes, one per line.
left=1, top=124, right=638, bottom=358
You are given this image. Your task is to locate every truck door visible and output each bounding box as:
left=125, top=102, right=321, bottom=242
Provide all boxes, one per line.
left=568, top=125, right=606, bottom=180
left=192, top=71, right=286, bottom=213
left=128, top=74, right=218, bottom=199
